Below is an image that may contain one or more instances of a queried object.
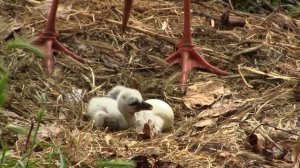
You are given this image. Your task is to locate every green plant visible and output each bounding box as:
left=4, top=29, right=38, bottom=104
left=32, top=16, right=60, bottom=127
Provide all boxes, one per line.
left=97, top=159, right=136, bottom=168
left=0, top=67, right=8, bottom=108
left=14, top=110, right=45, bottom=168
left=0, top=140, right=10, bottom=167
left=7, top=34, right=44, bottom=58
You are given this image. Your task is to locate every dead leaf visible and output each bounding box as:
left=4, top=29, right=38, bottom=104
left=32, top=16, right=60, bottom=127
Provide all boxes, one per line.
left=137, top=120, right=157, bottom=140
left=37, top=123, right=62, bottom=140
left=193, top=118, right=218, bottom=128
left=131, top=155, right=152, bottom=168
left=198, top=99, right=244, bottom=118
left=183, top=81, right=231, bottom=109
left=248, top=133, right=266, bottom=153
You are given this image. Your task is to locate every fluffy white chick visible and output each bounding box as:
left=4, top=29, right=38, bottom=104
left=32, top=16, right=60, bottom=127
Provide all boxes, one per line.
left=135, top=99, right=174, bottom=132
left=116, top=88, right=153, bottom=127
left=107, top=85, right=127, bottom=99
left=108, top=85, right=174, bottom=132
left=87, top=97, right=128, bottom=130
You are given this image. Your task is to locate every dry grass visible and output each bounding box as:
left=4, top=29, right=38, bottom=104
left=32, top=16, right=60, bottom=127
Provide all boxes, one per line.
left=1, top=0, right=300, bottom=167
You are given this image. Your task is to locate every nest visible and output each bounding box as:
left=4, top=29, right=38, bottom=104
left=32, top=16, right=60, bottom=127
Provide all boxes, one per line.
left=0, top=0, right=300, bottom=167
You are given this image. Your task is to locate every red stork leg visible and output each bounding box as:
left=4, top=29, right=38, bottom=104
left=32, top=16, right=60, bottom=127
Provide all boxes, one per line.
left=165, top=0, right=227, bottom=94
left=122, top=0, right=133, bottom=32
left=122, top=0, right=227, bottom=94
left=32, top=0, right=86, bottom=74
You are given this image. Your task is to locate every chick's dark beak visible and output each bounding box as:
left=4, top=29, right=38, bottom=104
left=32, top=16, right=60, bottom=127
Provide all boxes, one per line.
left=135, top=101, right=153, bottom=111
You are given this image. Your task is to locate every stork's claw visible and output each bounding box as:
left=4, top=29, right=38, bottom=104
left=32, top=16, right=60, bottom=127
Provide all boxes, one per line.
left=32, top=0, right=85, bottom=73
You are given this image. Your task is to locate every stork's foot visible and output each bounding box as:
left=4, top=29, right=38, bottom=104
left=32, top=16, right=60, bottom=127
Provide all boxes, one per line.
left=165, top=45, right=227, bottom=94
left=32, top=32, right=86, bottom=74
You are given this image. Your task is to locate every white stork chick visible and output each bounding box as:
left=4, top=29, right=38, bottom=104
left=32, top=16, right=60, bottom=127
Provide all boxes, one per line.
left=110, top=85, right=174, bottom=132
left=87, top=97, right=128, bottom=130
left=107, top=85, right=127, bottom=99
left=86, top=87, right=153, bottom=130
left=116, top=88, right=153, bottom=128
left=135, top=99, right=174, bottom=132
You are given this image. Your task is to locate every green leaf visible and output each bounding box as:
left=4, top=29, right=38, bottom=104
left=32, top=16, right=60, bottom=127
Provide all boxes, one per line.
left=97, top=160, right=136, bottom=168
left=0, top=139, right=10, bottom=166
left=7, top=34, right=44, bottom=58
left=0, top=67, right=8, bottom=108
left=5, top=124, right=28, bottom=135
left=58, top=148, right=66, bottom=168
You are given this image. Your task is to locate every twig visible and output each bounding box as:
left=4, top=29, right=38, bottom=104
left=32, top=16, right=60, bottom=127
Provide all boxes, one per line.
left=240, top=66, right=299, bottom=80
left=232, top=44, right=264, bottom=58
left=237, top=40, right=264, bottom=46
left=105, top=19, right=177, bottom=45
left=24, top=122, right=34, bottom=152
left=251, top=123, right=299, bottom=137
left=251, top=119, right=284, bottom=151
left=237, top=64, right=253, bottom=88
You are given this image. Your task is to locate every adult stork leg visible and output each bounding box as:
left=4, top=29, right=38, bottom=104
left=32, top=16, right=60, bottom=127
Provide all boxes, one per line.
left=165, top=0, right=228, bottom=93
left=122, top=0, right=133, bottom=32
left=32, top=0, right=85, bottom=74
left=122, top=0, right=228, bottom=94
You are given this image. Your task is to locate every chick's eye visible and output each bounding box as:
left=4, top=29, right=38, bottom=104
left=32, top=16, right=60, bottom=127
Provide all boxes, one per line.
left=129, top=101, right=139, bottom=106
